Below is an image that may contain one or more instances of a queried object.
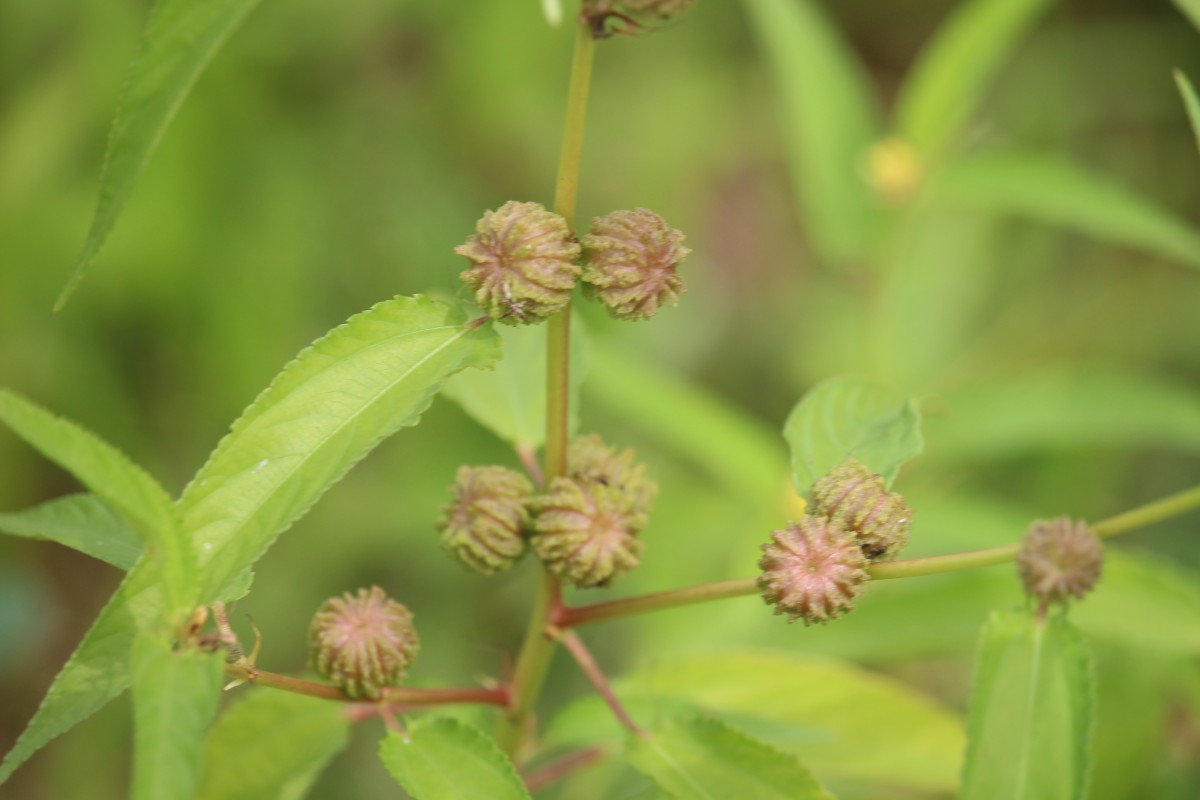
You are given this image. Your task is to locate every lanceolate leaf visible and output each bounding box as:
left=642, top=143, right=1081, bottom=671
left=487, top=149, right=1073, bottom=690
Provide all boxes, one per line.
left=196, top=690, right=349, bottom=800
left=57, top=0, right=265, bottom=309
left=626, top=715, right=833, bottom=800
left=131, top=632, right=224, bottom=800
left=961, top=609, right=1095, bottom=800
left=0, top=493, right=142, bottom=570
left=742, top=0, right=882, bottom=267
left=0, top=560, right=160, bottom=786
left=1175, top=70, right=1200, bottom=158
left=379, top=718, right=529, bottom=800
left=180, top=295, right=500, bottom=602
left=895, top=0, right=1054, bottom=158
left=783, top=374, right=923, bottom=491
left=930, top=152, right=1200, bottom=270
left=0, top=389, right=192, bottom=608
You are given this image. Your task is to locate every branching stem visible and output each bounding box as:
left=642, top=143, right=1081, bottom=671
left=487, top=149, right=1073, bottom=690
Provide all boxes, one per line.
left=222, top=662, right=510, bottom=708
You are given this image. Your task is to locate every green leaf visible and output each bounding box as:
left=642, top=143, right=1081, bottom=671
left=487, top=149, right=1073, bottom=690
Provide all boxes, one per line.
left=179, top=295, right=500, bottom=602
left=0, top=560, right=160, bottom=786
left=379, top=718, right=529, bottom=800
left=548, top=649, right=964, bottom=792
left=443, top=314, right=586, bottom=449
left=1173, top=0, right=1200, bottom=32
left=0, top=389, right=191, bottom=609
left=742, top=0, right=881, bottom=266
left=0, top=493, right=142, bottom=570
left=1175, top=70, right=1200, bottom=159
left=926, top=368, right=1200, bottom=462
left=895, top=0, right=1054, bottom=158
left=961, top=609, right=1095, bottom=800
left=930, top=152, right=1200, bottom=269
left=783, top=374, right=923, bottom=491
left=197, top=689, right=349, bottom=800
left=626, top=715, right=833, bottom=800
left=540, top=0, right=563, bottom=27
left=131, top=632, right=224, bottom=800
left=57, top=0, right=265, bottom=309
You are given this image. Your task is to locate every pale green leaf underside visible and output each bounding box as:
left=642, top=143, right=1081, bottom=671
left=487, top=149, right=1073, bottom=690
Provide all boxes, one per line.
left=783, top=374, right=923, bottom=492
left=179, top=295, right=500, bottom=602
left=931, top=152, right=1200, bottom=270
left=443, top=313, right=586, bottom=448
left=131, top=633, right=224, bottom=800
left=197, top=689, right=349, bottom=800
left=0, top=493, right=142, bottom=570
left=961, top=609, right=1094, bottom=800
left=742, top=0, right=881, bottom=266
left=58, top=0, right=264, bottom=308
left=895, top=0, right=1054, bottom=157
left=546, top=649, right=963, bottom=791
left=1175, top=70, right=1200, bottom=159
left=379, top=718, right=529, bottom=800
left=627, top=715, right=833, bottom=800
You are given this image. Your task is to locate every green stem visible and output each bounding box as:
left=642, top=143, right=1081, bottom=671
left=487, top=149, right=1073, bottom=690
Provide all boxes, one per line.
left=222, top=663, right=510, bottom=708
left=559, top=482, right=1200, bottom=628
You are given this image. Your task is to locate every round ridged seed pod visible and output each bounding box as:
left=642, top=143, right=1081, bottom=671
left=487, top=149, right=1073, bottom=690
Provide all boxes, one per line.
left=758, top=516, right=869, bottom=625
left=581, top=209, right=689, bottom=321
left=455, top=201, right=581, bottom=325
left=436, top=466, right=533, bottom=575
left=1017, top=517, right=1104, bottom=608
left=567, top=434, right=655, bottom=510
left=309, top=587, right=419, bottom=699
left=810, top=458, right=912, bottom=562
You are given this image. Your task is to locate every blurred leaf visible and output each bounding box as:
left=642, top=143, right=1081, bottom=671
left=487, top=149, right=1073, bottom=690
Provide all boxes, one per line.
left=742, top=0, right=881, bottom=266
left=626, top=715, right=833, bottom=800
left=130, top=632, right=223, bottom=800
left=931, top=152, right=1200, bottom=269
left=443, top=315, right=586, bottom=449
left=57, top=0, right=264, bottom=308
left=0, top=493, right=142, bottom=570
left=379, top=718, right=528, bottom=800
left=586, top=338, right=786, bottom=504
left=895, top=0, right=1054, bottom=158
left=1175, top=70, right=1200, bottom=158
left=961, top=609, right=1094, bottom=800
left=783, top=374, right=923, bottom=491
left=0, top=389, right=191, bottom=609
left=0, top=561, right=160, bottom=786
left=197, top=689, right=349, bottom=800
left=179, top=295, right=500, bottom=603
left=548, top=649, right=963, bottom=792
left=1173, top=0, right=1200, bottom=32
left=927, top=368, right=1200, bottom=462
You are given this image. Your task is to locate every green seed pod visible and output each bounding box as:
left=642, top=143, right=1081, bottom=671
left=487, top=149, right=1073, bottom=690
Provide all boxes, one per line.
left=581, top=208, right=689, bottom=321
left=455, top=201, right=582, bottom=325
left=758, top=516, right=869, bottom=625
left=309, top=587, right=419, bottom=699
left=436, top=465, right=533, bottom=575
left=810, top=457, right=913, bottom=562
left=1016, top=517, right=1104, bottom=608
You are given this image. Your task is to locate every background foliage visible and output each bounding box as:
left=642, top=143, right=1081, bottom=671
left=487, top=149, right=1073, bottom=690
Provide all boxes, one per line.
left=1, top=0, right=1198, bottom=797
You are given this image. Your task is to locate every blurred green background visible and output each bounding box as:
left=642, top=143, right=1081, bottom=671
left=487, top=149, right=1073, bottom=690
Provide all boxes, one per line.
left=2, top=0, right=1199, bottom=797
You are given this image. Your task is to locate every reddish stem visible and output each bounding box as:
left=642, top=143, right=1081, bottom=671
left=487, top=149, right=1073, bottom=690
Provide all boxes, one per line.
left=556, top=630, right=644, bottom=736
left=523, top=745, right=608, bottom=793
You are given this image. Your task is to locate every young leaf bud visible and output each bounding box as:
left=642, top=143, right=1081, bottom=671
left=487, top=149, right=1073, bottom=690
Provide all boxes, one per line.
left=758, top=516, right=869, bottom=625
left=581, top=208, right=689, bottom=321
left=309, top=587, right=419, bottom=699
left=1016, top=517, right=1104, bottom=609
left=436, top=465, right=533, bottom=575
left=810, top=457, right=913, bottom=562
left=455, top=201, right=582, bottom=325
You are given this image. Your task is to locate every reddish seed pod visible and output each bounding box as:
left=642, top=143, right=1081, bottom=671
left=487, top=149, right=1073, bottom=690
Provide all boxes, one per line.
left=758, top=515, right=869, bottom=625
left=1016, top=517, right=1104, bottom=608
left=308, top=587, right=419, bottom=699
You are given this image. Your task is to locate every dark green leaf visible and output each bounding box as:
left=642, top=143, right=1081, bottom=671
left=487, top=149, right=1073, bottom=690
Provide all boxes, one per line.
left=895, top=0, right=1054, bottom=158
left=197, top=689, right=349, bottom=800
left=179, top=295, right=500, bottom=602
left=131, top=632, right=224, bottom=800
left=742, top=0, right=882, bottom=266
left=1175, top=70, right=1200, bottom=158
left=0, top=493, right=142, bottom=570
left=961, top=609, right=1094, bottom=800
left=626, top=715, right=833, bottom=800
left=379, top=718, right=529, bottom=800
left=57, top=0, right=265, bottom=308
left=783, top=374, right=923, bottom=491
